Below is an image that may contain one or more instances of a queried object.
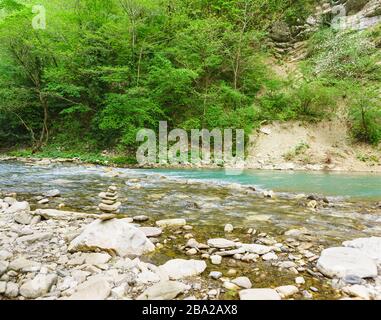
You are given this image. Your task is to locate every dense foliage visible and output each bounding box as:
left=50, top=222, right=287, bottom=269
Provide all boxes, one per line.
left=0, top=0, right=380, bottom=160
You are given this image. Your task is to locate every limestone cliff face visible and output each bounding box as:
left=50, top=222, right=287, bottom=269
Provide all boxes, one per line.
left=268, top=1, right=381, bottom=61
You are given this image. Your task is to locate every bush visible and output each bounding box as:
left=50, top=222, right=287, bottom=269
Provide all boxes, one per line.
left=349, top=87, right=381, bottom=145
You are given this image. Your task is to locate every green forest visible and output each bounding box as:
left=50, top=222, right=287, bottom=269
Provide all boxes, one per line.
left=0, top=0, right=380, bottom=164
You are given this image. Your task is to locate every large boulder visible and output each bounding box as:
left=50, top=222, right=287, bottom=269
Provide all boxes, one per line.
left=68, top=218, right=155, bottom=257
left=270, top=21, right=292, bottom=42
left=316, top=247, right=378, bottom=279
left=159, top=259, right=207, bottom=280
left=343, top=237, right=381, bottom=265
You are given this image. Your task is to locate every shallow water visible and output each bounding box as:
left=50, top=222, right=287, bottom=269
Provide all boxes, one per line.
left=1, top=161, right=380, bottom=245
left=145, top=168, right=381, bottom=200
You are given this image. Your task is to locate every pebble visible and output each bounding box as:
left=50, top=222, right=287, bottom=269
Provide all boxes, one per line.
left=210, top=255, right=222, bottom=265
left=209, top=271, right=222, bottom=280
left=224, top=224, right=234, bottom=233
left=262, top=252, right=278, bottom=261
left=186, top=248, right=198, bottom=256
left=223, top=281, right=240, bottom=291
left=295, top=277, right=305, bottom=285
left=276, top=285, right=299, bottom=298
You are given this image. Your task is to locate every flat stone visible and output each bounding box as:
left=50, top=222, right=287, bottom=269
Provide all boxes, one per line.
left=159, top=259, right=207, bottom=280
left=343, top=285, right=371, bottom=300
left=67, top=278, right=111, bottom=300
left=43, top=189, right=61, bottom=197
left=133, top=215, right=149, bottom=222
left=68, top=218, right=155, bottom=257
left=276, top=285, right=299, bottom=298
left=207, top=238, right=237, bottom=249
left=84, top=253, right=111, bottom=265
left=343, top=237, right=381, bottom=265
left=223, top=281, right=240, bottom=291
left=209, top=271, right=222, bottom=280
left=232, top=277, right=252, bottom=289
left=241, top=244, right=272, bottom=255
left=17, top=232, right=52, bottom=244
left=262, top=252, right=278, bottom=261
left=20, top=274, right=57, bottom=299
left=98, top=202, right=121, bottom=212
left=317, top=247, right=378, bottom=279
left=38, top=199, right=50, bottom=205
left=35, top=209, right=99, bottom=221
left=137, top=281, right=186, bottom=300
left=239, top=288, right=281, bottom=300
left=156, top=219, right=186, bottom=228
left=9, top=257, right=41, bottom=273
left=139, top=227, right=162, bottom=237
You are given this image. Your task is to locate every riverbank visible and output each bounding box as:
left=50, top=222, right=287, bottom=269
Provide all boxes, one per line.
left=247, top=121, right=381, bottom=173
left=0, top=161, right=381, bottom=300
left=1, top=149, right=381, bottom=174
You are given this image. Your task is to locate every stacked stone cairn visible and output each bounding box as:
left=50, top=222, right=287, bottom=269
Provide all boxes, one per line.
left=98, top=185, right=121, bottom=214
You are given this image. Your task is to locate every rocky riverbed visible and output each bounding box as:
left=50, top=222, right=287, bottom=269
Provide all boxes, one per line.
left=0, top=160, right=381, bottom=300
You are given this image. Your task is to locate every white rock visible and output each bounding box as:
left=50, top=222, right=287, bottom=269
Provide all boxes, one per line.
left=6, top=201, right=30, bottom=214
left=43, top=189, right=61, bottom=197
left=239, top=288, right=281, bottom=300
left=156, top=219, right=186, bottom=228
left=137, top=281, right=186, bottom=300
left=9, top=257, right=41, bottom=273
left=0, top=250, right=12, bottom=261
left=343, top=237, right=381, bottom=265
left=262, top=252, right=278, bottom=261
left=68, top=218, right=155, bottom=257
left=223, top=282, right=240, bottom=291
left=295, top=277, right=305, bottom=285
left=210, top=255, right=222, bottom=265
left=207, top=238, right=237, bottom=249
left=0, top=281, right=6, bottom=294
left=159, top=259, right=207, bottom=280
left=276, top=285, right=299, bottom=298
left=20, top=274, right=57, bottom=299
left=209, top=271, right=222, bottom=280
left=0, top=261, right=8, bottom=276
left=5, top=282, right=19, bottom=298
left=317, top=247, right=378, bottom=279
left=224, top=224, right=234, bottom=233
left=232, top=277, right=252, bottom=289
left=17, top=232, right=52, bottom=244
left=67, top=278, right=111, bottom=300
left=139, top=227, right=162, bottom=237
left=84, top=253, right=111, bottom=265
left=137, top=270, right=161, bottom=285
left=343, top=285, right=371, bottom=300
left=241, top=244, right=272, bottom=255
left=14, top=211, right=33, bottom=225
